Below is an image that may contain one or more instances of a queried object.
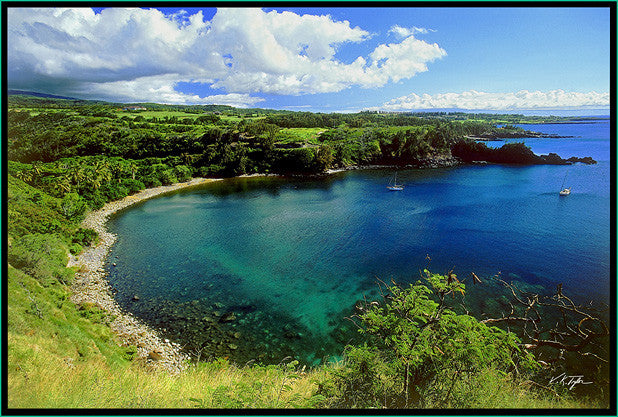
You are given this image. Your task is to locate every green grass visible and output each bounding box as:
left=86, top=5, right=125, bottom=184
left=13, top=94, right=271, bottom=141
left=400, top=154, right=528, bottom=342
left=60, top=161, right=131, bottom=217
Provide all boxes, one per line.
left=276, top=128, right=325, bottom=144
left=8, top=351, right=320, bottom=408
left=8, top=349, right=595, bottom=409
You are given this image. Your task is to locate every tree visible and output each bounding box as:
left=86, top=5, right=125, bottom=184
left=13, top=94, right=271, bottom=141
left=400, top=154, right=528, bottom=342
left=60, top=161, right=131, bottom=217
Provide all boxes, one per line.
left=68, top=163, right=85, bottom=189
left=15, top=169, right=33, bottom=183
left=128, top=161, right=138, bottom=180
left=57, top=175, right=72, bottom=194
left=60, top=192, right=88, bottom=219
left=314, top=144, right=334, bottom=172
left=320, top=270, right=538, bottom=408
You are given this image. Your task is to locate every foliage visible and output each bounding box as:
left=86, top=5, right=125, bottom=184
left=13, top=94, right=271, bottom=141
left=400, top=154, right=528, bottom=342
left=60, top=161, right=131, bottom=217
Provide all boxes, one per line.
left=8, top=233, right=74, bottom=286
left=452, top=140, right=542, bottom=164
left=60, top=192, right=88, bottom=219
left=317, top=271, right=538, bottom=408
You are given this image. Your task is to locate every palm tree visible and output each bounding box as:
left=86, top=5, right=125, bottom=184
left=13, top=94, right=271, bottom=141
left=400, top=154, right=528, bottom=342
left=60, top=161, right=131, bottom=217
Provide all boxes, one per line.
left=93, top=160, right=112, bottom=186
left=128, top=161, right=138, bottom=180
left=84, top=166, right=102, bottom=190
left=109, top=161, right=125, bottom=183
left=181, top=152, right=194, bottom=166
left=15, top=170, right=33, bottom=183
left=57, top=175, right=72, bottom=194
left=48, top=174, right=72, bottom=195
left=30, top=161, right=43, bottom=182
left=69, top=163, right=85, bottom=189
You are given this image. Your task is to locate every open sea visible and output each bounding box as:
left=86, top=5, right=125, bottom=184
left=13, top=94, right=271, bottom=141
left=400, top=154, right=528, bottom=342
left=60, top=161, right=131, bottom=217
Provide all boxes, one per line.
left=106, top=119, right=612, bottom=365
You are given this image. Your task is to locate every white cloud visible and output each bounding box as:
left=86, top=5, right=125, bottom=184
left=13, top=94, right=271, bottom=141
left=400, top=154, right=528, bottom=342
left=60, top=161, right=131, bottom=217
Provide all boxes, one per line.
left=7, top=7, right=447, bottom=104
left=81, top=75, right=265, bottom=107
left=368, top=36, right=446, bottom=84
left=389, top=25, right=435, bottom=37
left=370, top=90, right=610, bottom=111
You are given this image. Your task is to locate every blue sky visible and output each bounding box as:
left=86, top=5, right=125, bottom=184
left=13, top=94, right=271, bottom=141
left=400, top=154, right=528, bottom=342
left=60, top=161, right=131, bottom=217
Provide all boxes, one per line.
left=7, top=6, right=611, bottom=114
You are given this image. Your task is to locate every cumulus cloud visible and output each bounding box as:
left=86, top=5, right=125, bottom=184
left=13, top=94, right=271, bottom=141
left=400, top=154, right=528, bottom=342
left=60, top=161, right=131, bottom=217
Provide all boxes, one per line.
left=82, top=75, right=265, bottom=107
left=7, top=7, right=447, bottom=104
left=389, top=25, right=435, bottom=37
left=370, top=90, right=610, bottom=111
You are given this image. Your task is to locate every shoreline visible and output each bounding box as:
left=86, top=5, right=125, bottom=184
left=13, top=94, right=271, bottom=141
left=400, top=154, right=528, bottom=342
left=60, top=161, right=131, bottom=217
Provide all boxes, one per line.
left=64, top=152, right=576, bottom=371
left=68, top=177, right=222, bottom=373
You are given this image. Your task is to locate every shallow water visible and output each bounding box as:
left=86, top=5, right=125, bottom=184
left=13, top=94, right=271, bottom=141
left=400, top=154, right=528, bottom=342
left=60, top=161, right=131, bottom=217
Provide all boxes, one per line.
left=106, top=120, right=611, bottom=365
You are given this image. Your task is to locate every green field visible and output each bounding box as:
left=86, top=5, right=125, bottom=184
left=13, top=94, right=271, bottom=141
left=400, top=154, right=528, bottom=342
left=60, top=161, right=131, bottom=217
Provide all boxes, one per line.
left=276, top=127, right=325, bottom=144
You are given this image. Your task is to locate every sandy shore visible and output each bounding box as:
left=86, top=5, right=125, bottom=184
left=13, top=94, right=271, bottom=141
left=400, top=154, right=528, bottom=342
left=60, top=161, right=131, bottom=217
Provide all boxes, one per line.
left=68, top=177, right=221, bottom=374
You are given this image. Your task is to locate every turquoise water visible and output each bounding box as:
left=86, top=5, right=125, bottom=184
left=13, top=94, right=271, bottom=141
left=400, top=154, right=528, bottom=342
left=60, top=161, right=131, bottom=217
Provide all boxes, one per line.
left=106, top=120, right=612, bottom=365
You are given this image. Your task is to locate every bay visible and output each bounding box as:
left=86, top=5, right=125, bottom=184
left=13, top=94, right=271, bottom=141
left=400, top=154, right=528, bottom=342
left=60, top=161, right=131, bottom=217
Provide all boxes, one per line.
left=106, top=120, right=611, bottom=365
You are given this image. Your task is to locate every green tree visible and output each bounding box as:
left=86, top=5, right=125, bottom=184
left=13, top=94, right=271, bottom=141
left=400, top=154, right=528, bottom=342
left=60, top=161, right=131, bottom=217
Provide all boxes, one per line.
left=319, top=270, right=537, bottom=408
left=60, top=192, right=88, bottom=219
left=314, top=144, right=334, bottom=172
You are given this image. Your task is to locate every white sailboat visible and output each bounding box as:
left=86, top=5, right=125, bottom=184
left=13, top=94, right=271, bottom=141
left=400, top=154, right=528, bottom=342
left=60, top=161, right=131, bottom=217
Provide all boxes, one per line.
left=387, top=172, right=404, bottom=191
left=559, top=171, right=571, bottom=196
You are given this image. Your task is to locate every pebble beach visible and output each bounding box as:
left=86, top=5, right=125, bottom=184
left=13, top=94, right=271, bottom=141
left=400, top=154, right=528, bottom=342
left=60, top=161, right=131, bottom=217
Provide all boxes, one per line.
left=68, top=178, right=221, bottom=374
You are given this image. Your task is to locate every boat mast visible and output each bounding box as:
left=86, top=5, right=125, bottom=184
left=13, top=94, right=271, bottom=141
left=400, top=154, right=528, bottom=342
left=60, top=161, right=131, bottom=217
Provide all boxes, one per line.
left=561, top=170, right=568, bottom=189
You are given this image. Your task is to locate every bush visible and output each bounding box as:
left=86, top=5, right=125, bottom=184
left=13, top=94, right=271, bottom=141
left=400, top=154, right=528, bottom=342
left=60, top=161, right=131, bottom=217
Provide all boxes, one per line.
left=142, top=177, right=162, bottom=188
left=158, top=169, right=178, bottom=185
left=99, top=183, right=129, bottom=201
left=84, top=190, right=107, bottom=210
left=317, top=271, right=538, bottom=408
left=121, top=178, right=145, bottom=194
left=8, top=234, right=74, bottom=286
left=173, top=165, right=192, bottom=182
left=71, top=227, right=98, bottom=247
left=60, top=192, right=88, bottom=220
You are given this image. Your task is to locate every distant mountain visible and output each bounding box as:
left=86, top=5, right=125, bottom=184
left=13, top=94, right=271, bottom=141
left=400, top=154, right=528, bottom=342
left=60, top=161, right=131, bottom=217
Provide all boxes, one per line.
left=7, top=90, right=80, bottom=101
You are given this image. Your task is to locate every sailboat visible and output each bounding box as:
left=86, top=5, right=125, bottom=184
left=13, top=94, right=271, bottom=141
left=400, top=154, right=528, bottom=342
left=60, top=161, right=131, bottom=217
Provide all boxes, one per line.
left=387, top=172, right=404, bottom=191
left=559, top=171, right=571, bottom=196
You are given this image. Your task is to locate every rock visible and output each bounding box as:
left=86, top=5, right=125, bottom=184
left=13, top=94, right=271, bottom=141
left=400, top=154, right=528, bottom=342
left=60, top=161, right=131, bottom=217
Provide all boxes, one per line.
left=567, top=156, right=597, bottom=165
left=148, top=350, right=163, bottom=361
left=219, top=312, right=236, bottom=323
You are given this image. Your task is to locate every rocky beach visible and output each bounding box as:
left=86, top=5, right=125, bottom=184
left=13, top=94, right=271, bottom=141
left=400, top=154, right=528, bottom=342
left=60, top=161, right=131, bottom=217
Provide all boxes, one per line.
left=67, top=177, right=221, bottom=374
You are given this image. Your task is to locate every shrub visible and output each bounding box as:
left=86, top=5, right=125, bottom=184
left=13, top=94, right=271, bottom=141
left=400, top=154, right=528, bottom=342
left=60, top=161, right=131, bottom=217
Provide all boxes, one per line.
left=317, top=270, right=538, bottom=408
left=142, top=177, right=162, bottom=188
left=99, top=183, right=129, bottom=201
left=60, top=192, right=88, bottom=220
left=8, top=234, right=74, bottom=286
left=173, top=165, right=192, bottom=182
left=121, top=178, right=145, bottom=194
left=84, top=190, right=107, bottom=210
left=71, top=227, right=98, bottom=247
left=158, top=169, right=178, bottom=185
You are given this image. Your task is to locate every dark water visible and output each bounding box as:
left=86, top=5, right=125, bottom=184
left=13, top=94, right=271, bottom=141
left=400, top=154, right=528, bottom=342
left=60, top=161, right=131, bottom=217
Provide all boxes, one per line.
left=106, top=120, right=612, bottom=365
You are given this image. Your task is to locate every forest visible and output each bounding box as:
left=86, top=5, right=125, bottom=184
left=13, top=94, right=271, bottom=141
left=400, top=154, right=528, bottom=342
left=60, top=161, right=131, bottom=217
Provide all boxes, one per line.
left=8, top=94, right=592, bottom=212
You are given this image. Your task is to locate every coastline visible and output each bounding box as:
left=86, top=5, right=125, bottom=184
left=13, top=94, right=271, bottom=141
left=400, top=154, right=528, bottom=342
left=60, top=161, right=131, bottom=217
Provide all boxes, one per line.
left=63, top=147, right=583, bottom=372
left=68, top=177, right=222, bottom=373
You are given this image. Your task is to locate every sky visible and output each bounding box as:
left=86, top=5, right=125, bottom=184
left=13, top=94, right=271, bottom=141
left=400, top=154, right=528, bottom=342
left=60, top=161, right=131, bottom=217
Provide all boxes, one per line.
left=6, top=6, right=612, bottom=114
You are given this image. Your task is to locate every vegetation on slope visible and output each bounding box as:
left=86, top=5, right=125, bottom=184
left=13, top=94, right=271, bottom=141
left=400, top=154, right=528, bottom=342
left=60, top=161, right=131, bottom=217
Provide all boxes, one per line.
left=5, top=96, right=609, bottom=409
